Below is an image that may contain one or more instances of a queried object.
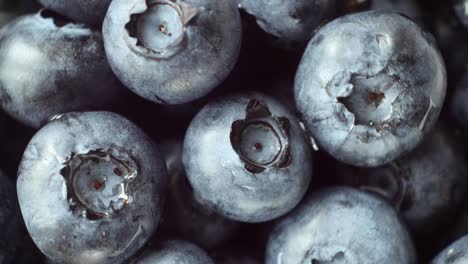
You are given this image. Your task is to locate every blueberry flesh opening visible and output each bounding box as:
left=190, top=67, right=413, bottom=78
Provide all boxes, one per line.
left=337, top=72, right=401, bottom=127
left=136, top=3, right=184, bottom=51
left=310, top=251, right=346, bottom=264
left=230, top=99, right=292, bottom=173
left=61, top=149, right=138, bottom=220
left=125, top=0, right=197, bottom=57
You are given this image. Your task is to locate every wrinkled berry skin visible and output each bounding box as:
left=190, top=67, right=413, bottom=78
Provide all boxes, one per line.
left=266, top=187, right=417, bottom=264
left=134, top=240, right=214, bottom=264
left=295, top=11, right=446, bottom=167
left=38, top=0, right=112, bottom=25
left=103, top=0, right=241, bottom=104
left=0, top=170, right=20, bottom=264
left=0, top=11, right=120, bottom=128
left=336, top=126, right=468, bottom=236
left=17, top=112, right=167, bottom=264
left=159, top=139, right=239, bottom=249
left=239, top=0, right=335, bottom=43
left=183, top=93, right=312, bottom=223
left=432, top=235, right=468, bottom=264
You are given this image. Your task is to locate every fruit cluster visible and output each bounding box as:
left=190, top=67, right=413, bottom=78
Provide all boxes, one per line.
left=1, top=0, right=468, bottom=263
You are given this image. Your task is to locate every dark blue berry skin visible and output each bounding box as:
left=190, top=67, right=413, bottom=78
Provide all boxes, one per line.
left=159, top=139, right=239, bottom=249
left=103, top=0, right=242, bottom=105
left=183, top=93, right=312, bottom=223
left=38, top=0, right=112, bottom=26
left=266, top=187, right=417, bottom=264
left=238, top=0, right=336, bottom=43
left=134, top=240, right=214, bottom=264
left=432, top=235, right=468, bottom=264
left=17, top=111, right=167, bottom=264
left=0, top=10, right=121, bottom=128
left=335, top=126, right=467, bottom=236
left=0, top=170, right=20, bottom=264
left=295, top=11, right=446, bottom=167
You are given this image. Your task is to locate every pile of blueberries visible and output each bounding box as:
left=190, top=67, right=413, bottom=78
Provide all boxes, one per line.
left=3, top=0, right=468, bottom=263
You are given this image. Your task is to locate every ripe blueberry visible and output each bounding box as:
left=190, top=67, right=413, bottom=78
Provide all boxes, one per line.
left=0, top=10, right=121, bottom=128
left=103, top=0, right=242, bottom=104
left=17, top=111, right=167, bottom=264
left=295, top=11, right=446, bottom=167
left=183, top=93, right=312, bottom=223
left=266, top=187, right=417, bottom=264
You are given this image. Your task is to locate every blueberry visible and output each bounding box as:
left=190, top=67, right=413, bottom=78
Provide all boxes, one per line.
left=159, top=139, right=239, bottom=249
left=17, top=111, right=167, bottom=264
left=239, top=0, right=335, bottom=43
left=0, top=10, right=121, bottom=128
left=103, top=0, right=242, bottom=104
left=432, top=235, right=468, bottom=264
left=134, top=240, right=214, bottom=264
left=183, top=93, right=312, bottom=223
left=38, top=0, right=112, bottom=25
left=0, top=170, right=20, bottom=264
left=336, top=126, right=468, bottom=236
left=295, top=11, right=446, bottom=167
left=266, top=187, right=417, bottom=264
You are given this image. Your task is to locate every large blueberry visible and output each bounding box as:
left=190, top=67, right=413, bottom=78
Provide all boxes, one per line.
left=336, top=126, right=468, bottom=236
left=266, top=187, right=416, bottom=264
left=0, top=10, right=121, bottom=128
left=239, top=0, right=335, bottom=43
left=38, top=0, right=111, bottom=25
left=103, top=0, right=241, bottom=104
left=295, top=11, right=446, bottom=167
left=159, top=139, right=239, bottom=249
left=17, top=111, right=167, bottom=264
left=432, top=235, right=468, bottom=264
left=134, top=240, right=214, bottom=264
left=183, top=93, right=312, bottom=222
left=0, top=170, right=20, bottom=264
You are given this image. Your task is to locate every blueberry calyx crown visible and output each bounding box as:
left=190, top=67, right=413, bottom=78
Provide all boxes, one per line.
left=125, top=0, right=198, bottom=59
left=303, top=245, right=357, bottom=264
left=61, top=148, right=138, bottom=220
left=230, top=99, right=292, bottom=174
